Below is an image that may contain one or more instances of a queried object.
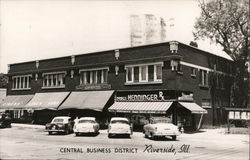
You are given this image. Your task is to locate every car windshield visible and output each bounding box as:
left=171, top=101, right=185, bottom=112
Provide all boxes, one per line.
left=150, top=117, right=171, bottom=124
left=53, top=118, right=64, bottom=123
left=78, top=120, right=95, bottom=123
left=111, top=120, right=129, bottom=124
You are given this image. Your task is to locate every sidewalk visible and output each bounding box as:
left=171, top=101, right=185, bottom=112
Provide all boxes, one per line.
left=12, top=123, right=45, bottom=129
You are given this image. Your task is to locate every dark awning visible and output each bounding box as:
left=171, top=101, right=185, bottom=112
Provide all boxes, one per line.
left=59, top=90, right=114, bottom=111
left=24, top=92, right=70, bottom=110
left=0, top=95, right=34, bottom=109
left=108, top=102, right=173, bottom=114
left=178, top=102, right=207, bottom=114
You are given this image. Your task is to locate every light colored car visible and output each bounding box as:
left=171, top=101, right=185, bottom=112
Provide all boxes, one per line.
left=73, top=117, right=99, bottom=136
left=143, top=117, right=180, bottom=140
left=45, top=116, right=74, bottom=135
left=108, top=117, right=132, bottom=138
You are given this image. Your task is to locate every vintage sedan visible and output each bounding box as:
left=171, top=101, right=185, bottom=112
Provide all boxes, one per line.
left=143, top=117, right=180, bottom=140
left=0, top=113, right=11, bottom=128
left=73, top=117, right=99, bottom=136
left=45, top=116, right=74, bottom=135
left=108, top=117, right=132, bottom=138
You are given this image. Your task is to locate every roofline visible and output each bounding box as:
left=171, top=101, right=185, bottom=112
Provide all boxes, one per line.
left=8, top=40, right=233, bottom=66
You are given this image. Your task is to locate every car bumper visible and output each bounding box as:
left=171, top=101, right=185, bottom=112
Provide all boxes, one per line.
left=45, top=129, right=65, bottom=132
left=74, top=128, right=96, bottom=133
left=152, top=131, right=180, bottom=137
left=108, top=130, right=131, bottom=135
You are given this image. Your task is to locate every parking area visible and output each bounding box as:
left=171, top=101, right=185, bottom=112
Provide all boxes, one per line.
left=0, top=124, right=249, bottom=160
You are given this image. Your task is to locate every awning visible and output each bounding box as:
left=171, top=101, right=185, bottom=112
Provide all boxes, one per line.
left=108, top=102, right=173, bottom=114
left=0, top=95, right=34, bottom=109
left=59, top=90, right=114, bottom=111
left=178, top=102, right=207, bottom=114
left=24, top=92, right=70, bottom=110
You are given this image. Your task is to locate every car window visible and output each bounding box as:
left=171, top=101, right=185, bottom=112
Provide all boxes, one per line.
left=53, top=118, right=64, bottom=123
left=111, top=120, right=129, bottom=124
left=78, top=120, right=95, bottom=123
left=151, top=118, right=171, bottom=124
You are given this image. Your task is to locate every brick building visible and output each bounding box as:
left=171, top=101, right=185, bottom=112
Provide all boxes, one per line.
left=1, top=41, right=235, bottom=130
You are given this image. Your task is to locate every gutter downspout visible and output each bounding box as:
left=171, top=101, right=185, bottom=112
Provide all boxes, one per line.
left=197, top=113, right=204, bottom=131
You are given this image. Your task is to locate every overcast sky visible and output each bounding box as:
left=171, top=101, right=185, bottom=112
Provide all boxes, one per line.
left=0, top=0, right=229, bottom=73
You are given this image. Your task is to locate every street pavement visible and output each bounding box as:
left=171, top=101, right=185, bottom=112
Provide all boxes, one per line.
left=0, top=123, right=249, bottom=160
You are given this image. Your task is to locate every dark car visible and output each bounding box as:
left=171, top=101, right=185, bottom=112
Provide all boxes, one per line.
left=45, top=116, right=74, bottom=135
left=0, top=113, right=11, bottom=128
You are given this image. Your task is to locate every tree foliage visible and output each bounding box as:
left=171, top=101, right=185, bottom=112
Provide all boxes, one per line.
left=0, top=73, right=8, bottom=88
left=194, top=0, right=250, bottom=108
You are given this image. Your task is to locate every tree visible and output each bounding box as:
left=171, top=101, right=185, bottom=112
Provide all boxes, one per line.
left=0, top=73, right=8, bottom=88
left=193, top=0, right=250, bottom=108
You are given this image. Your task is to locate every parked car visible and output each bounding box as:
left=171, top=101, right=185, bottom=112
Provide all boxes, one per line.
left=108, top=117, right=132, bottom=138
left=73, top=117, right=99, bottom=136
left=0, top=113, right=11, bottom=128
left=45, top=116, right=74, bottom=135
left=143, top=117, right=180, bottom=140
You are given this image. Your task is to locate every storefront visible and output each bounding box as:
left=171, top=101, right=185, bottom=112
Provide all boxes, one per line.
left=58, top=90, right=114, bottom=127
left=109, top=90, right=207, bottom=131
left=24, top=92, right=70, bottom=124
left=0, top=95, right=34, bottom=122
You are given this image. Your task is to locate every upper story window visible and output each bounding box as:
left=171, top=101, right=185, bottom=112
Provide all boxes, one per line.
left=42, top=71, right=66, bottom=88
left=125, top=62, right=163, bottom=84
left=12, top=74, right=32, bottom=90
left=191, top=67, right=196, bottom=77
left=199, top=69, right=209, bottom=87
left=171, top=60, right=182, bottom=73
left=79, top=67, right=109, bottom=85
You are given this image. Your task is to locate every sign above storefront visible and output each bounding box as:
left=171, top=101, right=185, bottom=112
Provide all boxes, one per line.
left=116, top=90, right=192, bottom=102
left=76, top=84, right=111, bottom=90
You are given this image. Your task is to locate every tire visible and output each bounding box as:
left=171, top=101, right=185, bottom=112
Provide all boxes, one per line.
left=127, top=134, right=131, bottom=138
left=65, top=129, right=69, bottom=135
left=75, top=132, right=79, bottom=136
left=108, top=134, right=112, bottom=138
left=172, top=135, right=177, bottom=140
left=48, top=131, right=52, bottom=135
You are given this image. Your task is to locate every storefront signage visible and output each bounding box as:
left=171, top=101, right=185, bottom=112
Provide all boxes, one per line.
left=228, top=111, right=250, bottom=120
left=76, top=84, right=111, bottom=90
left=117, top=91, right=165, bottom=102
left=178, top=93, right=194, bottom=101
left=116, top=90, right=192, bottom=102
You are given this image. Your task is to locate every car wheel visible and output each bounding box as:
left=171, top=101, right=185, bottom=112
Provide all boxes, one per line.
left=108, top=134, right=112, bottom=138
left=172, top=135, right=177, bottom=140
left=65, top=129, right=69, bottom=135
left=75, top=132, right=79, bottom=136
left=48, top=131, right=52, bottom=135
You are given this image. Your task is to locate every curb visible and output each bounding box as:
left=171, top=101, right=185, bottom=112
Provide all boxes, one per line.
left=12, top=123, right=45, bottom=129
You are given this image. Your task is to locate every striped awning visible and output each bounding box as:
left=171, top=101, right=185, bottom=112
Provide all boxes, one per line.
left=108, top=102, right=173, bottom=114
left=24, top=92, right=70, bottom=110
left=0, top=95, right=34, bottom=109
left=178, top=102, right=207, bottom=114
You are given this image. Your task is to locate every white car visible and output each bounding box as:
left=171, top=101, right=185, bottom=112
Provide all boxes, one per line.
left=108, top=117, right=132, bottom=138
left=73, top=117, right=100, bottom=136
left=143, top=117, right=180, bottom=140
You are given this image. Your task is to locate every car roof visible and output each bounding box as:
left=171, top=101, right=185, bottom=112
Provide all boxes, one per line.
left=79, top=117, right=96, bottom=121
left=110, top=117, right=129, bottom=121
left=53, top=116, right=71, bottom=120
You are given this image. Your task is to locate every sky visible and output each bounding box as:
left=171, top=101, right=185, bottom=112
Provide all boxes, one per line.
left=0, top=0, right=231, bottom=73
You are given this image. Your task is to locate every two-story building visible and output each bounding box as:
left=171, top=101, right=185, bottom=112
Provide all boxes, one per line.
left=0, top=41, right=235, bottom=130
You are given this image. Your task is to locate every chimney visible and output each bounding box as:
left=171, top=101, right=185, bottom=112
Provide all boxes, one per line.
left=189, top=41, right=198, bottom=48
